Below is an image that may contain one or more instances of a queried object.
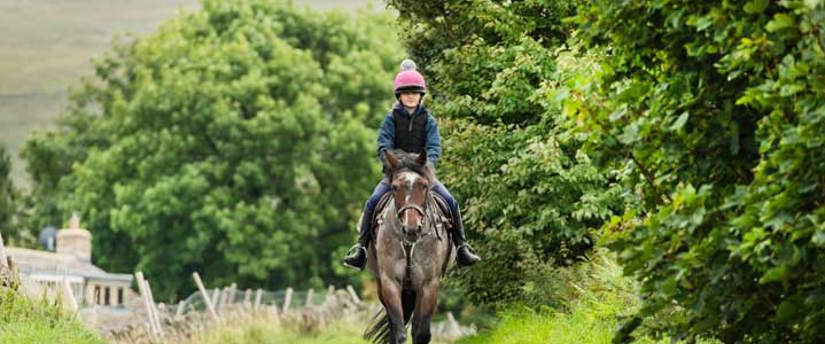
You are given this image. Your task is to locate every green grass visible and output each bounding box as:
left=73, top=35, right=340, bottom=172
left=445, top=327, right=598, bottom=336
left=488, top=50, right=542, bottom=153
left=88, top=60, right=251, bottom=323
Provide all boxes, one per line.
left=186, top=316, right=368, bottom=344
left=462, top=249, right=638, bottom=344
left=457, top=293, right=633, bottom=344
left=0, top=288, right=105, bottom=344
left=456, top=304, right=719, bottom=344
left=177, top=310, right=456, bottom=344
left=456, top=250, right=721, bottom=344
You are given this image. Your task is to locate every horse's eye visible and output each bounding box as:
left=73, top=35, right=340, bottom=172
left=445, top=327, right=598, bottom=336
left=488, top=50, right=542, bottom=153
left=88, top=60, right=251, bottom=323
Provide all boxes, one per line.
left=392, top=185, right=398, bottom=191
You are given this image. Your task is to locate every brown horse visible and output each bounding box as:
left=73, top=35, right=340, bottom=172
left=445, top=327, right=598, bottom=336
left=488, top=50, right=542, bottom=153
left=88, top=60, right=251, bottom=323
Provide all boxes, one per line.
left=363, top=149, right=453, bottom=344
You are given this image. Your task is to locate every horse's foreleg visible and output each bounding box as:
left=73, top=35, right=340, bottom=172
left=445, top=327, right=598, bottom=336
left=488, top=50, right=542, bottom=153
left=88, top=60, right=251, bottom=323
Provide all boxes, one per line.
left=412, top=282, right=439, bottom=344
left=379, top=278, right=407, bottom=344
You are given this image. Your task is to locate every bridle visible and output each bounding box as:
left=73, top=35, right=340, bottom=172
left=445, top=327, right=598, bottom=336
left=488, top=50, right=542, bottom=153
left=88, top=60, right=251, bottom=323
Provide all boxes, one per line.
left=388, top=173, right=444, bottom=271
left=396, top=204, right=426, bottom=222
left=391, top=171, right=433, bottom=242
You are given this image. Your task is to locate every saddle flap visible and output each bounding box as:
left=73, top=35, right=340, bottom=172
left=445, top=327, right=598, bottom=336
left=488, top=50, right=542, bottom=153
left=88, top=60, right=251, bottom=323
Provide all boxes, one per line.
left=372, top=192, right=394, bottom=228
left=431, top=193, right=453, bottom=226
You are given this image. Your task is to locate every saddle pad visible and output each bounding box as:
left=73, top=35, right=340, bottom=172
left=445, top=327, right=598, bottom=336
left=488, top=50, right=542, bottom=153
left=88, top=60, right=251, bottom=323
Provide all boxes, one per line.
left=431, top=193, right=452, bottom=225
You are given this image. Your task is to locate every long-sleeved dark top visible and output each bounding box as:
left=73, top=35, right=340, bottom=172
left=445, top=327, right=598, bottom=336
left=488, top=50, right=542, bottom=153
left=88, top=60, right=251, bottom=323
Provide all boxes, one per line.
left=376, top=103, right=441, bottom=167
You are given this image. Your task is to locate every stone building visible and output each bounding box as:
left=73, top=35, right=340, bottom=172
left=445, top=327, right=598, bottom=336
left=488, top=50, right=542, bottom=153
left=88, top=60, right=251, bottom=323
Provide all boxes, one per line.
left=6, top=214, right=135, bottom=306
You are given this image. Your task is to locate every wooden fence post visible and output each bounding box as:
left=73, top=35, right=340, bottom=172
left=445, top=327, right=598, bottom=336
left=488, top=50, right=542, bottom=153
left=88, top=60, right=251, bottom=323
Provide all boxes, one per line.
left=192, top=272, right=218, bottom=321
left=254, top=288, right=263, bottom=310
left=283, top=287, right=293, bottom=314
left=326, top=285, right=334, bottom=305
left=143, top=279, right=163, bottom=335
left=61, top=279, right=78, bottom=313
left=0, top=231, right=9, bottom=287
left=135, top=272, right=159, bottom=339
left=175, top=300, right=186, bottom=318
left=217, top=287, right=229, bottom=312
left=346, top=285, right=361, bottom=303
left=211, top=288, right=220, bottom=312
left=305, top=288, right=314, bottom=307
left=228, top=283, right=237, bottom=305
left=243, top=289, right=252, bottom=308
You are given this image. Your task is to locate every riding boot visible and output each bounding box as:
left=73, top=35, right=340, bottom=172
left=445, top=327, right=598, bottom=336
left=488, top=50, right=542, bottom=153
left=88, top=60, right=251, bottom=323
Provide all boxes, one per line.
left=343, top=205, right=371, bottom=270
left=450, top=206, right=481, bottom=266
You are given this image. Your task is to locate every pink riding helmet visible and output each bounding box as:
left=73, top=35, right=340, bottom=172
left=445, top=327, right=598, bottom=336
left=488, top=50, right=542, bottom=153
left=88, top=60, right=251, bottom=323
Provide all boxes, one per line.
left=393, top=59, right=426, bottom=95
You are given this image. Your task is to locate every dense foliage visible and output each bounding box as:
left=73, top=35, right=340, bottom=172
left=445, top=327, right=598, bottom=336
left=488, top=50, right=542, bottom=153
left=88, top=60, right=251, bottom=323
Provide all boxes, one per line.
left=568, top=0, right=825, bottom=342
left=0, top=146, right=23, bottom=245
left=22, top=0, right=402, bottom=299
left=0, top=147, right=12, bottom=229
left=385, top=0, right=623, bottom=305
left=390, top=0, right=825, bottom=342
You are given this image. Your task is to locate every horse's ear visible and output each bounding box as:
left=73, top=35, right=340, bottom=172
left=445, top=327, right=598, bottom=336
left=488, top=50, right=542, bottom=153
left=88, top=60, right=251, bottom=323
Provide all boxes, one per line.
left=384, top=150, right=400, bottom=170
left=416, top=151, right=427, bottom=166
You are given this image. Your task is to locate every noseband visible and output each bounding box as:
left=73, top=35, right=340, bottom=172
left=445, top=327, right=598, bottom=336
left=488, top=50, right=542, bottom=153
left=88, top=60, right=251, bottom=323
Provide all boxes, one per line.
left=396, top=204, right=426, bottom=220
left=392, top=195, right=441, bottom=246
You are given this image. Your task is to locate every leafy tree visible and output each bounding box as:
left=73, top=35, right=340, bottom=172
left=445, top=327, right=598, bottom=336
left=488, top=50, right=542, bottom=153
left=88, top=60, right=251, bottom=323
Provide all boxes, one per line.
left=566, top=0, right=825, bottom=342
left=0, top=146, right=18, bottom=239
left=0, top=146, right=32, bottom=247
left=23, top=0, right=402, bottom=300
left=385, top=0, right=622, bottom=305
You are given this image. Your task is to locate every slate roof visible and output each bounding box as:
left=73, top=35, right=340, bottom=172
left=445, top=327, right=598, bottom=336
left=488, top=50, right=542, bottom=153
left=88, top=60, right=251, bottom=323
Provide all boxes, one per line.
left=6, top=247, right=132, bottom=283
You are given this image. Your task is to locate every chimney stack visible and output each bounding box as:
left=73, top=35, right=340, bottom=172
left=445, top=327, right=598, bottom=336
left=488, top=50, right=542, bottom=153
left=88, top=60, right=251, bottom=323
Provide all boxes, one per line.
left=57, top=212, right=92, bottom=263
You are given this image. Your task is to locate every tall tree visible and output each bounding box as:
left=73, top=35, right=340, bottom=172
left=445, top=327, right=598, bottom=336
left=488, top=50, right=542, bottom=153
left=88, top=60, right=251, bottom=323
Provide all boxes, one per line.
left=23, top=0, right=403, bottom=299
left=385, top=0, right=622, bottom=306
left=569, top=0, right=825, bottom=342
left=0, top=146, right=17, bottom=239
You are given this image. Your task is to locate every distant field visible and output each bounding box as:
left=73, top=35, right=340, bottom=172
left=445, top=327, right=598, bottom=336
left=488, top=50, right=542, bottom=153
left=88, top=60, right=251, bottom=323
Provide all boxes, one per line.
left=0, top=0, right=378, bottom=190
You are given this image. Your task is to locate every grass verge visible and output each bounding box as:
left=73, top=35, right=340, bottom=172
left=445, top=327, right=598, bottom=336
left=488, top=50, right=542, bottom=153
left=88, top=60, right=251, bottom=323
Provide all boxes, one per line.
left=175, top=309, right=457, bottom=344
left=184, top=314, right=367, bottom=344
left=456, top=249, right=719, bottom=344
left=0, top=287, right=104, bottom=344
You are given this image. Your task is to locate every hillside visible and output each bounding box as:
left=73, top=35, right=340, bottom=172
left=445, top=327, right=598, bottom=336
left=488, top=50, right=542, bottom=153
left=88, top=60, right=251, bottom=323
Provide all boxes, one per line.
left=0, top=0, right=376, bottom=190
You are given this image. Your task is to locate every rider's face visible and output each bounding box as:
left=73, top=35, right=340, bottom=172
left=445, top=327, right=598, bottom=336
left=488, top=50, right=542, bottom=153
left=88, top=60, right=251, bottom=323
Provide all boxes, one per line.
left=399, top=92, right=422, bottom=109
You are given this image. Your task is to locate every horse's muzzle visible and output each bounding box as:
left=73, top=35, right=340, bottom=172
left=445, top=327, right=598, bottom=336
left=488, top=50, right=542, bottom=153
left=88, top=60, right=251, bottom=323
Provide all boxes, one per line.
left=401, top=225, right=423, bottom=242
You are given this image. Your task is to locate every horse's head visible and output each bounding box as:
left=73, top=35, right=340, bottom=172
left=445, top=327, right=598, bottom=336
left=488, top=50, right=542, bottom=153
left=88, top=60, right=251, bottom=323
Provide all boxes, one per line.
left=383, top=149, right=433, bottom=237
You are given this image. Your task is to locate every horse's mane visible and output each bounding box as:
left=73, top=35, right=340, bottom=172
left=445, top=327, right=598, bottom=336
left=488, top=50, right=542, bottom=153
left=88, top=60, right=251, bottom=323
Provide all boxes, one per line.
left=384, top=149, right=436, bottom=183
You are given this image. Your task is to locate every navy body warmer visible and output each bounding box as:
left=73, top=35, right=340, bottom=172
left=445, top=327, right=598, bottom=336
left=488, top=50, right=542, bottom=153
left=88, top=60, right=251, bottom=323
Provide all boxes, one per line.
left=392, top=110, right=428, bottom=154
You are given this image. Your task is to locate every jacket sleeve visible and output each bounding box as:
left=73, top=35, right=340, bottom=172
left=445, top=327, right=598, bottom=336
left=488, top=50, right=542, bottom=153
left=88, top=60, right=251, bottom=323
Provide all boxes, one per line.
left=377, top=112, right=395, bottom=163
left=425, top=114, right=442, bottom=167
